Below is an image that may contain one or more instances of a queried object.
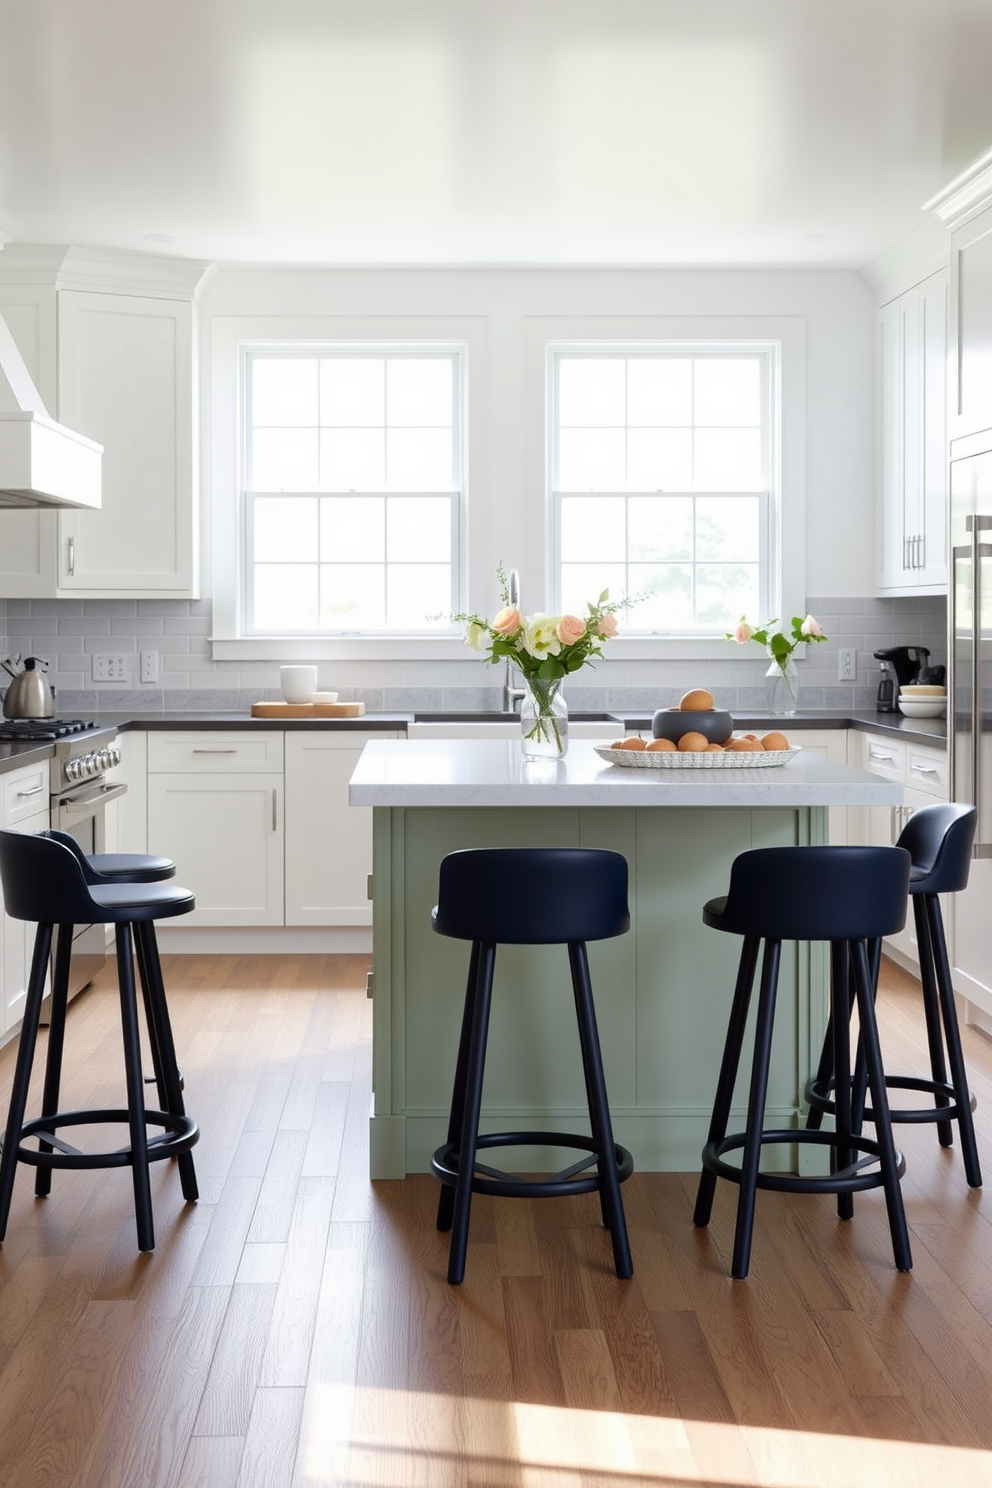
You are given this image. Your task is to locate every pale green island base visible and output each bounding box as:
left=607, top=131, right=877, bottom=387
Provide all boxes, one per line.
left=368, top=802, right=828, bottom=1179
left=352, top=739, right=903, bottom=1180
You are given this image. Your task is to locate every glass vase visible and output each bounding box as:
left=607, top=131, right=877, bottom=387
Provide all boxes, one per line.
left=520, top=676, right=568, bottom=759
left=765, top=654, right=799, bottom=715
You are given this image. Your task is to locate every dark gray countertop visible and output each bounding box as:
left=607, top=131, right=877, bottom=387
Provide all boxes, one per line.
left=0, top=706, right=947, bottom=776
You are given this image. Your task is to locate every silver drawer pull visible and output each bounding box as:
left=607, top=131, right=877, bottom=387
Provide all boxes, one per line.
left=15, top=784, right=45, bottom=798
left=869, top=748, right=896, bottom=763
left=912, top=765, right=939, bottom=776
left=191, top=748, right=238, bottom=754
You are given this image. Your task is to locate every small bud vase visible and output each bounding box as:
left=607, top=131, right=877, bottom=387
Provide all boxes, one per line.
left=520, top=676, right=568, bottom=759
left=765, top=655, right=799, bottom=715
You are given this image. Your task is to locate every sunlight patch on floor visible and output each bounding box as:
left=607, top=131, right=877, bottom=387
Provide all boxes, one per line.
left=300, top=1384, right=992, bottom=1487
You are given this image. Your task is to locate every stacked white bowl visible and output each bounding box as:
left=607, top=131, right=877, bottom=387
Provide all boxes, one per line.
left=898, top=683, right=946, bottom=718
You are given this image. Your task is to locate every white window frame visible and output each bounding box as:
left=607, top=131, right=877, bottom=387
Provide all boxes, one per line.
left=548, top=342, right=775, bottom=633
left=210, top=315, right=484, bottom=662
left=523, top=315, right=805, bottom=666
left=242, top=344, right=464, bottom=637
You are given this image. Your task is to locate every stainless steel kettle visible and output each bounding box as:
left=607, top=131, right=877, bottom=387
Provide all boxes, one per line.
left=1, top=656, right=55, bottom=719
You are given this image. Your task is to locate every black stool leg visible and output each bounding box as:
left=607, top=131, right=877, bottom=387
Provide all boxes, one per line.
left=731, top=939, right=781, bottom=1280
left=115, top=924, right=155, bottom=1252
left=0, top=924, right=53, bottom=1239
left=831, top=942, right=855, bottom=1221
left=447, top=942, right=497, bottom=1285
left=926, top=896, right=982, bottom=1187
left=914, top=896, right=954, bottom=1146
left=436, top=940, right=481, bottom=1234
left=851, top=938, right=911, bottom=1272
left=135, top=923, right=198, bottom=1202
left=567, top=941, right=632, bottom=1280
left=34, top=923, right=74, bottom=1198
left=694, top=936, right=760, bottom=1228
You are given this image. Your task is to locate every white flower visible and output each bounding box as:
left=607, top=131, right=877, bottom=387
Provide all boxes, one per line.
left=800, top=614, right=822, bottom=638
left=521, top=613, right=562, bottom=661
left=464, top=621, right=487, bottom=652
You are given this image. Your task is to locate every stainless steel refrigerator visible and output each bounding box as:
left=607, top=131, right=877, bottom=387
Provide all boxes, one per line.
left=950, top=428, right=992, bottom=1028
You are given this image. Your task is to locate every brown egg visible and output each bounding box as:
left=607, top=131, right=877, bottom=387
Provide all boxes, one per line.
left=609, top=739, right=626, bottom=750
left=677, top=731, right=710, bottom=752
left=706, top=742, right=725, bottom=752
left=679, top=688, right=715, bottom=711
left=762, top=731, right=790, bottom=751
left=620, top=736, right=648, bottom=750
left=645, top=737, right=677, bottom=751
left=726, top=736, right=762, bottom=752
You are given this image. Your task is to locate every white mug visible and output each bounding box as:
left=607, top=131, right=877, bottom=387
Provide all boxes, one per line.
left=280, top=664, right=318, bottom=703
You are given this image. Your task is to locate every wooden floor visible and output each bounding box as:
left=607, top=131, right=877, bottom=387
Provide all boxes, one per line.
left=0, top=953, right=990, bottom=1487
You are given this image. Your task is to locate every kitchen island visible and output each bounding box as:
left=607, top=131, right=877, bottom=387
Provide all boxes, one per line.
left=354, top=738, right=903, bottom=1178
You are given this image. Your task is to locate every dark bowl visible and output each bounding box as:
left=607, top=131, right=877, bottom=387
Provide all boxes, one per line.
left=651, top=708, right=734, bottom=744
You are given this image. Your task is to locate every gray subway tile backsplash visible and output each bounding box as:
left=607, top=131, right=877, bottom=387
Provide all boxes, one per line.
left=0, top=594, right=948, bottom=715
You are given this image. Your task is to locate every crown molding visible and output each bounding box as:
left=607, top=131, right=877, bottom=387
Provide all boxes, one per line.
left=923, top=144, right=992, bottom=228
left=0, top=243, right=214, bottom=300
left=860, top=219, right=949, bottom=304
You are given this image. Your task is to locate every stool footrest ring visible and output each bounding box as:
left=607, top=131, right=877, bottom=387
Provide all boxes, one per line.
left=805, top=1075, right=976, bottom=1126
left=9, top=1108, right=200, bottom=1171
left=702, top=1127, right=906, bottom=1195
left=432, top=1130, right=633, bottom=1202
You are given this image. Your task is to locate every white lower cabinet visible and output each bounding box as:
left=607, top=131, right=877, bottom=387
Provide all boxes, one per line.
left=146, top=732, right=284, bottom=926
left=791, top=728, right=849, bottom=844
left=1, top=760, right=51, bottom=1036
left=284, top=731, right=399, bottom=927
left=849, top=730, right=949, bottom=969
left=145, top=728, right=399, bottom=930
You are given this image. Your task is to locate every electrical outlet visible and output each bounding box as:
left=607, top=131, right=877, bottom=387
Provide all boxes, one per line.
left=140, top=650, right=159, bottom=684
left=93, top=653, right=128, bottom=682
left=838, top=647, right=857, bottom=682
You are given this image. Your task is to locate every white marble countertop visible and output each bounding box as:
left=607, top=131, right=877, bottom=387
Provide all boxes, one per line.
left=349, top=738, right=904, bottom=808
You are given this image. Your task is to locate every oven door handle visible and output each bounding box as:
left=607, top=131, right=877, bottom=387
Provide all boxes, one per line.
left=55, top=780, right=128, bottom=827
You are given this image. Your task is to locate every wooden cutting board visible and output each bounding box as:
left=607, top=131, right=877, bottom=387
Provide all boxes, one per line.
left=251, top=700, right=365, bottom=718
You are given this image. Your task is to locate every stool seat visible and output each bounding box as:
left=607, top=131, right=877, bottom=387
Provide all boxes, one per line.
left=0, top=828, right=199, bottom=1252
left=806, top=803, right=981, bottom=1187
left=89, top=852, right=176, bottom=882
left=430, top=847, right=633, bottom=1285
left=694, top=845, right=913, bottom=1279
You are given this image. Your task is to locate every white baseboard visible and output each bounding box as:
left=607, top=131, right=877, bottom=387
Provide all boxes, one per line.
left=151, top=925, right=372, bottom=954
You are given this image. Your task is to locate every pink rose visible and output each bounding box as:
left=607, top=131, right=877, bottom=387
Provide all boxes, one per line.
left=557, top=614, right=587, bottom=646
left=733, top=621, right=754, bottom=645
left=597, top=613, right=618, bottom=638
left=491, top=606, right=521, bottom=635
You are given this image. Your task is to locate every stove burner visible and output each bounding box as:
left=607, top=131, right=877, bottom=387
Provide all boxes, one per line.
left=0, top=718, right=97, bottom=741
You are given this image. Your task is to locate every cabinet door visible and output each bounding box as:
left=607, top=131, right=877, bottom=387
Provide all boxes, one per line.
left=284, top=731, right=399, bottom=926
left=949, top=201, right=992, bottom=444
left=877, top=296, right=908, bottom=591
left=1, top=793, right=50, bottom=1035
left=918, top=271, right=948, bottom=587
left=148, top=773, right=283, bottom=926
left=792, top=729, right=849, bottom=843
left=57, top=291, right=195, bottom=595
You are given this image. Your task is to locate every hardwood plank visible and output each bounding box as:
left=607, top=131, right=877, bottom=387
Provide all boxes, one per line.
left=194, top=1283, right=279, bottom=1436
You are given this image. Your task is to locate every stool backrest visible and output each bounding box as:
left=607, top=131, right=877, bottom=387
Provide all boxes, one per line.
left=0, top=828, right=100, bottom=923
left=896, top=802, right=977, bottom=895
left=40, top=828, right=103, bottom=884
left=716, top=845, right=911, bottom=942
left=432, top=847, right=630, bottom=944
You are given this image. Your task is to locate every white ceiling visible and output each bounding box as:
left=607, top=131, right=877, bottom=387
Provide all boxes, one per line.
left=2, top=0, right=992, bottom=270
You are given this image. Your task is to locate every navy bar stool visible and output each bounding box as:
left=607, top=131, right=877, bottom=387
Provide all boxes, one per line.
left=430, top=847, right=634, bottom=1286
left=41, top=829, right=183, bottom=1107
left=693, top=845, right=913, bottom=1279
left=0, top=828, right=199, bottom=1252
left=806, top=803, right=981, bottom=1187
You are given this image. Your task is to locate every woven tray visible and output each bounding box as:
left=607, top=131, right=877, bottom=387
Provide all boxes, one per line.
left=593, top=744, right=800, bottom=770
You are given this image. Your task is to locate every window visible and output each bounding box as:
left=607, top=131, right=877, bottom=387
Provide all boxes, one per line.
left=243, top=347, right=463, bottom=634
left=550, top=347, right=774, bottom=633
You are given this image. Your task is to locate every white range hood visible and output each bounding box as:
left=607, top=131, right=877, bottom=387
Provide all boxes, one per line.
left=0, top=311, right=102, bottom=510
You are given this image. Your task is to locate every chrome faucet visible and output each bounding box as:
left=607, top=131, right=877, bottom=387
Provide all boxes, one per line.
left=502, top=567, right=526, bottom=714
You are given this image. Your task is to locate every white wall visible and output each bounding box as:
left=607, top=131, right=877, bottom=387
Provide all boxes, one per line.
left=199, top=262, right=877, bottom=603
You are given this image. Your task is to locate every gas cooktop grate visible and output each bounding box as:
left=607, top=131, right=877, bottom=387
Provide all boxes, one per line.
left=0, top=719, right=97, bottom=741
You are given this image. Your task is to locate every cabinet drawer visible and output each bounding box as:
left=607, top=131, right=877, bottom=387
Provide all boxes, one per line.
left=863, top=735, right=906, bottom=780
left=906, top=745, right=948, bottom=797
left=2, top=761, right=50, bottom=826
left=147, top=731, right=283, bottom=773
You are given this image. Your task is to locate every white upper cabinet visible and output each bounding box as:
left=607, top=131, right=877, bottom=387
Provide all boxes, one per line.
left=876, top=268, right=948, bottom=594
left=926, top=146, right=992, bottom=447
left=0, top=247, right=209, bottom=599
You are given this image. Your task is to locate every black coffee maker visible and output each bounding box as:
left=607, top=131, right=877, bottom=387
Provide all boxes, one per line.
left=873, top=645, right=930, bottom=712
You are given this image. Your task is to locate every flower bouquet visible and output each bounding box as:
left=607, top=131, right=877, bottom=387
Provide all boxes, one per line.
left=455, top=565, right=627, bottom=757
left=728, top=613, right=827, bottom=715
